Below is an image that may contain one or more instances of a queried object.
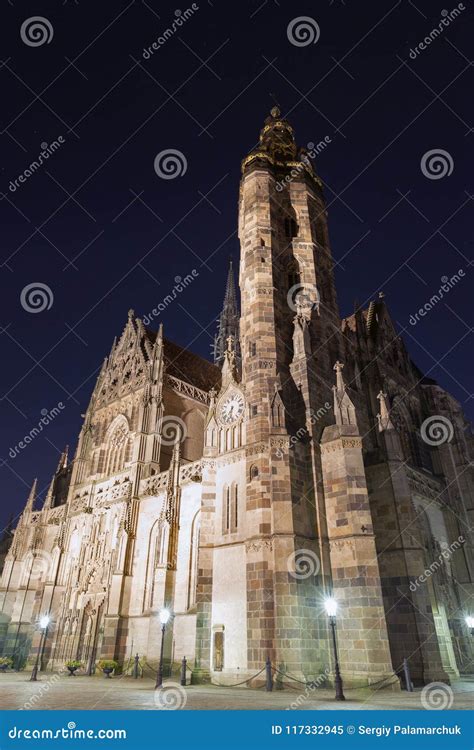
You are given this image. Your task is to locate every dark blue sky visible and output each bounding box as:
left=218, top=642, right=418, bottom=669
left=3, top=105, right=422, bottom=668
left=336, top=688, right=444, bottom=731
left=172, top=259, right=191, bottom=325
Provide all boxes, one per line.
left=0, top=0, right=472, bottom=529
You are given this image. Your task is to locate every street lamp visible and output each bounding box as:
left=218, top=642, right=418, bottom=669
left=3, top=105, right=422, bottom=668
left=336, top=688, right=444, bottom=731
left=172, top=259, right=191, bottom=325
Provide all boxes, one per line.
left=30, top=615, right=50, bottom=682
left=155, top=608, right=171, bottom=689
left=465, top=615, right=474, bottom=634
left=324, top=597, right=345, bottom=701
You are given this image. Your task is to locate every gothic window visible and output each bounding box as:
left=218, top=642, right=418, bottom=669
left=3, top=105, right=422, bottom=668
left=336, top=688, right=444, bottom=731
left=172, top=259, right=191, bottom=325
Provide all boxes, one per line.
left=105, top=416, right=131, bottom=476
left=144, top=521, right=169, bottom=612
left=232, top=424, right=239, bottom=449
left=231, top=484, right=239, bottom=532
left=251, top=404, right=258, bottom=417
left=222, top=486, right=231, bottom=534
left=187, top=511, right=200, bottom=610
left=249, top=341, right=257, bottom=357
left=271, top=391, right=284, bottom=428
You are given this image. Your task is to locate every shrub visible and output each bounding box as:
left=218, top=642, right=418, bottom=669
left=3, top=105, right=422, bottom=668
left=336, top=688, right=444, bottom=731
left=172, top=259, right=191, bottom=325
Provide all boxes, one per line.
left=65, top=660, right=83, bottom=669
left=98, top=659, right=118, bottom=671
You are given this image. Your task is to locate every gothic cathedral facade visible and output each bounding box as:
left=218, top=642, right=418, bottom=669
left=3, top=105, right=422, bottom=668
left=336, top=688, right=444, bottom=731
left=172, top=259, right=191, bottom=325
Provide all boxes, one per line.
left=1, top=109, right=473, bottom=687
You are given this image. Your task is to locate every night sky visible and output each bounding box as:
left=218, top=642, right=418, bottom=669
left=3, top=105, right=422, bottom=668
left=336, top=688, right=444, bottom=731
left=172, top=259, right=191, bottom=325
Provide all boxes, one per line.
left=0, top=0, right=472, bottom=530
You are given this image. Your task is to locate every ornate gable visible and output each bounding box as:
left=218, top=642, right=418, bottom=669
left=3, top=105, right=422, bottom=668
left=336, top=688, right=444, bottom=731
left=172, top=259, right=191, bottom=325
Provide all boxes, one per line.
left=96, top=310, right=150, bottom=408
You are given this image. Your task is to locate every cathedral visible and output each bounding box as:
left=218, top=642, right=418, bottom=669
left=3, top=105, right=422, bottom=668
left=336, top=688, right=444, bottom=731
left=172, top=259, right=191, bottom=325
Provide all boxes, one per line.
left=1, top=108, right=473, bottom=689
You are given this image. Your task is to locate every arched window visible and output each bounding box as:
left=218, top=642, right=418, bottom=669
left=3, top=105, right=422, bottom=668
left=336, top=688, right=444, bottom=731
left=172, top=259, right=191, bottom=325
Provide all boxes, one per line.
left=250, top=464, right=259, bottom=481
left=144, top=520, right=169, bottom=611
left=105, top=416, right=131, bottom=476
left=187, top=511, right=200, bottom=610
left=222, top=486, right=231, bottom=534
left=231, top=484, right=239, bottom=532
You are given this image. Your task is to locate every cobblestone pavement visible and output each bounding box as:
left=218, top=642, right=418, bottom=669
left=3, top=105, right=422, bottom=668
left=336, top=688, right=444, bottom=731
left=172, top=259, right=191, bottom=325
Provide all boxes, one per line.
left=0, top=673, right=472, bottom=711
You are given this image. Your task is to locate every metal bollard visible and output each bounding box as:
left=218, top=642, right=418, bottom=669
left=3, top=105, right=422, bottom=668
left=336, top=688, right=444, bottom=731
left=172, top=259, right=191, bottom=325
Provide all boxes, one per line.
left=265, top=655, right=273, bottom=692
left=133, top=653, right=140, bottom=679
left=180, top=656, right=187, bottom=687
left=403, top=658, right=413, bottom=692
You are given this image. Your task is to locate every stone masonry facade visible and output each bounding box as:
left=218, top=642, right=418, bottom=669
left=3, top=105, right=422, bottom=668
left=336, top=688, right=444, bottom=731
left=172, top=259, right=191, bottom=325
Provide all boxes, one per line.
left=0, top=109, right=473, bottom=688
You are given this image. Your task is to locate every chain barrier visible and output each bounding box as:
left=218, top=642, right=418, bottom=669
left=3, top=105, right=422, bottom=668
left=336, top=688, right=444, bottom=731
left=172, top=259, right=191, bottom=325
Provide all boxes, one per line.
left=114, top=656, right=402, bottom=693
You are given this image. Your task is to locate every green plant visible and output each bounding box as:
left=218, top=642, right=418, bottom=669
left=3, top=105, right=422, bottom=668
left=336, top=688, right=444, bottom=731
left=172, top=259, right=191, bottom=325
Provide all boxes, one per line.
left=0, top=657, right=13, bottom=667
left=65, top=660, right=82, bottom=669
left=98, top=659, right=118, bottom=671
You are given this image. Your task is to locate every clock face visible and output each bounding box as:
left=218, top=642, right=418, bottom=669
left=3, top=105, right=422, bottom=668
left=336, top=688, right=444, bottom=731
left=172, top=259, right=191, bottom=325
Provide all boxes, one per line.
left=219, top=392, right=244, bottom=425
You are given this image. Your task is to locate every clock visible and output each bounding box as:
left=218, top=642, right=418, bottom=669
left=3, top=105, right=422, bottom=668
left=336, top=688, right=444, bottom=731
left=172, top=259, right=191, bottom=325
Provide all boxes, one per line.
left=218, top=392, right=245, bottom=425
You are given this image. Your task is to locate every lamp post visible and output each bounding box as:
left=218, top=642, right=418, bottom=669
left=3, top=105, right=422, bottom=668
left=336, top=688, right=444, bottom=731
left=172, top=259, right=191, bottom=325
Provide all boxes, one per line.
left=324, top=597, right=345, bottom=701
left=155, top=608, right=170, bottom=689
left=465, top=615, right=474, bottom=634
left=30, top=615, right=50, bottom=682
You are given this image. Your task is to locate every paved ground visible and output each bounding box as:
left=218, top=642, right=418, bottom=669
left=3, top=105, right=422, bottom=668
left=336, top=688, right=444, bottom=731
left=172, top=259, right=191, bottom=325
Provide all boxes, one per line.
left=0, top=673, right=472, bottom=710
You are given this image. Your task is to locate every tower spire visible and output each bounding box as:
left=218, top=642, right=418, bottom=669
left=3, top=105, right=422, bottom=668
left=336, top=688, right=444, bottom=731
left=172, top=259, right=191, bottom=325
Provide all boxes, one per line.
left=213, top=258, right=241, bottom=369
left=43, top=446, right=69, bottom=510
left=23, top=478, right=37, bottom=516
